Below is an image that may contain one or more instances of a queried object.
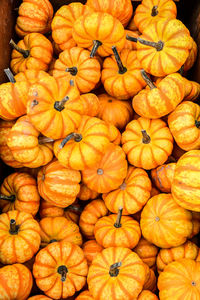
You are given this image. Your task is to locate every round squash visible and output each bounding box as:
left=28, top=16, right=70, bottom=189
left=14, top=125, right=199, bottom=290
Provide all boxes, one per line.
left=138, top=290, right=158, bottom=300
left=80, top=93, right=100, bottom=117
left=151, top=163, right=176, bottom=193
left=107, top=123, right=121, bottom=145
left=184, top=38, right=198, bottom=72
left=27, top=296, right=52, bottom=300
left=76, top=290, right=94, bottom=300
left=82, top=240, right=103, bottom=266
left=78, top=183, right=99, bottom=201
left=184, top=78, right=200, bottom=101
left=143, top=263, right=156, bottom=292
left=133, top=237, right=159, bottom=268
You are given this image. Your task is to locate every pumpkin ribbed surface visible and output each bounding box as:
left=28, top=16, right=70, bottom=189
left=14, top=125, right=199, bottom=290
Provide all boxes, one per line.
left=151, top=163, right=176, bottom=193
left=82, top=240, right=103, bottom=266
left=134, top=238, right=159, bottom=268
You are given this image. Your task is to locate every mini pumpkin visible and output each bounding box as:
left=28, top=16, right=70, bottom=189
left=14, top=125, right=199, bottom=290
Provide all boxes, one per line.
left=14, top=69, right=52, bottom=84
left=134, top=237, right=159, bottom=268
left=76, top=290, right=94, bottom=300
left=27, top=296, right=52, bottom=300
left=151, top=163, right=176, bottom=193
left=124, top=30, right=139, bottom=50
left=78, top=183, right=99, bottom=201
left=184, top=79, right=200, bottom=101
left=143, top=264, right=157, bottom=292
left=184, top=38, right=198, bottom=72
left=80, top=93, right=100, bottom=117
left=138, top=290, right=158, bottom=300
left=82, top=240, right=103, bottom=266
left=190, top=211, right=200, bottom=238
left=107, top=123, right=121, bottom=145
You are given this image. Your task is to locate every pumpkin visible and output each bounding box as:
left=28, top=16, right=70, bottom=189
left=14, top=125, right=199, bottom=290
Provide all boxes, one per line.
left=27, top=75, right=84, bottom=140
left=52, top=47, right=101, bottom=94
left=107, top=123, right=121, bottom=145
left=78, top=183, right=99, bottom=201
left=103, top=166, right=151, bottom=215
left=94, top=208, right=141, bottom=248
left=184, top=80, right=200, bottom=101
left=151, top=163, right=176, bottom=193
left=10, top=33, right=53, bottom=74
left=15, top=166, right=41, bottom=178
left=156, top=240, right=200, bottom=273
left=39, top=216, right=82, bottom=247
left=134, top=0, right=177, bottom=33
left=127, top=16, right=138, bottom=31
left=86, top=0, right=133, bottom=27
left=54, top=116, right=110, bottom=171
left=127, top=19, right=192, bottom=77
left=132, top=71, right=185, bottom=119
left=171, top=150, right=200, bottom=212
left=7, top=116, right=53, bottom=168
left=138, top=290, right=158, bottom=300
left=0, top=263, right=33, bottom=300
left=0, top=172, right=40, bottom=216
left=15, top=0, right=54, bottom=37
left=124, top=30, right=139, bottom=50
left=72, top=12, right=125, bottom=58
left=79, top=199, right=108, bottom=239
left=87, top=247, right=146, bottom=300
left=28, top=296, right=52, bottom=300
left=171, top=142, right=186, bottom=161
left=0, top=210, right=41, bottom=264
left=134, top=237, right=158, bottom=268
left=51, top=3, right=93, bottom=51
left=37, top=159, right=81, bottom=208
left=14, top=69, right=51, bottom=84
left=190, top=211, right=200, bottom=238
left=143, top=264, right=156, bottom=292
left=97, top=93, right=133, bottom=130
left=151, top=186, right=160, bottom=197
left=184, top=38, right=198, bottom=71
left=122, top=117, right=174, bottom=170
left=33, top=241, right=88, bottom=299
left=101, top=48, right=146, bottom=100
left=82, top=143, right=128, bottom=193
left=168, top=101, right=200, bottom=151
left=80, top=93, right=100, bottom=117
left=82, top=240, right=103, bottom=266
left=158, top=259, right=200, bottom=300
left=140, top=193, right=193, bottom=248
left=76, top=290, right=94, bottom=300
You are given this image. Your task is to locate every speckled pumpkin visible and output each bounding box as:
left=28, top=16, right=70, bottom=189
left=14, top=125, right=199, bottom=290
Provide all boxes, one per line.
left=82, top=240, right=103, bottom=266
left=133, top=237, right=159, bottom=268
left=151, top=163, right=176, bottom=193
left=78, top=183, right=99, bottom=201
left=143, top=263, right=157, bottom=292
left=107, top=123, right=121, bottom=145
left=138, top=290, right=158, bottom=300
left=75, top=290, right=94, bottom=300
left=80, top=93, right=100, bottom=117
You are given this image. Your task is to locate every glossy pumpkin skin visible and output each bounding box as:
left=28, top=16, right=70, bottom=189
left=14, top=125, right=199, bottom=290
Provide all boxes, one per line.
left=133, top=237, right=159, bottom=268
left=78, top=183, right=99, bottom=201
left=87, top=247, right=146, bottom=300
left=134, top=0, right=177, bottom=32
left=39, top=217, right=82, bottom=247
left=158, top=259, right=200, bottom=300
left=0, top=263, right=33, bottom=300
left=103, top=166, right=151, bottom=215
left=184, top=38, right=198, bottom=72
left=97, top=94, right=133, bottom=130
left=82, top=143, right=128, bottom=193
left=7, top=116, right=53, bottom=168
left=33, top=241, right=88, bottom=299
left=168, top=101, right=200, bottom=151
left=79, top=199, right=108, bottom=239
left=133, top=73, right=185, bottom=119
left=0, top=172, right=40, bottom=216
left=82, top=240, right=103, bottom=266
left=72, top=12, right=125, bottom=57
left=136, top=19, right=192, bottom=77
left=54, top=116, right=110, bottom=171
left=122, top=117, right=173, bottom=170
left=16, top=0, right=54, bottom=37
left=151, top=163, right=176, bottom=193
left=10, top=33, right=53, bottom=74
left=156, top=240, right=199, bottom=273
left=76, top=290, right=94, bottom=300
left=102, top=49, right=146, bottom=100
left=138, top=290, right=158, bottom=300
left=107, top=123, right=121, bottom=145
left=51, top=3, right=93, bottom=51
left=171, top=150, right=200, bottom=212
left=80, top=93, right=100, bottom=117
left=52, top=47, right=101, bottom=94
left=27, top=296, right=52, bottom=300
left=141, top=194, right=193, bottom=248
left=38, top=160, right=81, bottom=208
left=0, top=210, right=41, bottom=264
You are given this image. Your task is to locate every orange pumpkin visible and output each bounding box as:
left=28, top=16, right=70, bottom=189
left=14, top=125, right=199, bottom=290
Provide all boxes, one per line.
left=78, top=183, right=99, bottom=201
left=172, top=150, right=200, bottom=211
left=52, top=47, right=101, bottom=94
left=79, top=199, right=108, bottom=239
left=134, top=0, right=177, bottom=32
left=72, top=12, right=125, bottom=58
left=15, top=0, right=54, bottom=37
left=141, top=194, right=193, bottom=248
left=80, top=93, right=100, bottom=117
left=54, top=116, right=110, bottom=171
left=82, top=143, right=128, bottom=193
left=0, top=210, right=41, bottom=264
left=107, top=123, right=121, bottom=145
left=28, top=296, right=52, bottom=300
left=97, top=93, right=133, bottom=130
left=101, top=48, right=146, bottom=100
left=171, top=142, right=186, bottom=161
left=0, top=263, right=33, bottom=300
left=134, top=237, right=159, bottom=268
left=40, top=217, right=82, bottom=247
left=184, top=38, right=198, bottom=72
left=7, top=116, right=53, bottom=168
left=138, top=290, right=158, bottom=300
left=122, top=117, right=173, bottom=170
left=82, top=240, right=103, bottom=266
left=14, top=69, right=52, bottom=84
left=10, top=33, right=53, bottom=74
left=124, top=30, right=139, bottom=50
left=103, top=166, right=151, bottom=215
left=37, top=160, right=81, bottom=208
left=87, top=247, right=146, bottom=300
left=151, top=186, right=160, bottom=197
left=0, top=172, right=40, bottom=216
left=33, top=241, right=88, bottom=299
left=190, top=211, right=200, bottom=238
left=184, top=80, right=200, bottom=101
left=143, top=264, right=156, bottom=292
left=158, top=259, right=200, bottom=299
left=151, top=163, right=176, bottom=193
left=76, top=290, right=94, bottom=300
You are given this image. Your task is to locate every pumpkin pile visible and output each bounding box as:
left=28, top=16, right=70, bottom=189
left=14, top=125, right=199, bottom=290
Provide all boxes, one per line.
left=0, top=0, right=200, bottom=299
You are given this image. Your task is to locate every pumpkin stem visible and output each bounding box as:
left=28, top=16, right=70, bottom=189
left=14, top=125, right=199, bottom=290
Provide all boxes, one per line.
left=141, top=130, right=151, bottom=144
left=141, top=70, right=156, bottom=89
left=112, top=46, right=127, bottom=74
left=57, top=265, right=68, bottom=282
left=38, top=137, right=54, bottom=144
left=90, top=40, right=102, bottom=58
left=114, top=207, right=123, bottom=228
left=10, top=39, right=30, bottom=58
left=0, top=194, right=15, bottom=201
left=4, top=68, right=16, bottom=83
left=64, top=205, right=83, bottom=213
left=109, top=262, right=122, bottom=277
left=59, top=133, right=82, bottom=149
left=97, top=168, right=104, bottom=175
left=195, top=120, right=200, bottom=128
left=151, top=5, right=158, bottom=16
left=65, top=67, right=78, bottom=76
left=54, top=96, right=69, bottom=112
left=126, top=35, right=164, bottom=51
left=9, top=219, right=19, bottom=235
